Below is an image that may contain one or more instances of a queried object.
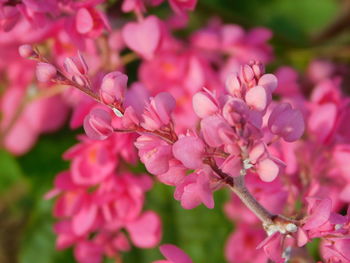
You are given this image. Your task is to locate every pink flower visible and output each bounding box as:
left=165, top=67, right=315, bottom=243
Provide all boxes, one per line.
left=64, top=138, right=116, bottom=186
left=174, top=169, right=214, bottom=209
left=141, top=92, right=176, bottom=131
left=225, top=224, right=267, bottom=263
left=135, top=134, right=173, bottom=175
left=268, top=102, right=305, bottom=142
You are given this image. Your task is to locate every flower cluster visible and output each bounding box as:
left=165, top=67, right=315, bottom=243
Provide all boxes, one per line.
left=2, top=0, right=350, bottom=263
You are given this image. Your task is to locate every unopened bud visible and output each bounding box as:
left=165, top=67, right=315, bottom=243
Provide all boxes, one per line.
left=36, top=62, right=57, bottom=82
left=240, top=64, right=255, bottom=83
left=225, top=73, right=242, bottom=97
left=83, top=108, right=113, bottom=140
left=18, top=44, right=37, bottom=58
left=249, top=60, right=265, bottom=78
left=100, top=71, right=128, bottom=105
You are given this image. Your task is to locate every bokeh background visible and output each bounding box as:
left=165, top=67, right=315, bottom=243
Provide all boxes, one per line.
left=0, top=0, right=348, bottom=262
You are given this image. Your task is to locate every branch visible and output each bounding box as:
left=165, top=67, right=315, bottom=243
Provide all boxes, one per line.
left=230, top=175, right=275, bottom=226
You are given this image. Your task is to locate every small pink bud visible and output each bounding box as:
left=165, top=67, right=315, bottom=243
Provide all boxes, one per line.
left=63, top=52, right=88, bottom=76
left=100, top=71, right=128, bottom=105
left=225, top=73, right=242, bottom=97
left=249, top=60, right=265, bottom=78
left=240, top=64, right=255, bottom=83
left=192, top=90, right=218, bottom=118
left=256, top=158, right=279, bottom=182
left=83, top=108, right=113, bottom=140
left=36, top=62, right=57, bottom=82
left=268, top=103, right=305, bottom=142
left=18, top=44, right=36, bottom=58
left=245, top=85, right=267, bottom=111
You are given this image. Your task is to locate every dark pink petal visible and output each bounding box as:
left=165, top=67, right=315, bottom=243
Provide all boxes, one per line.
left=160, top=244, right=193, bottom=263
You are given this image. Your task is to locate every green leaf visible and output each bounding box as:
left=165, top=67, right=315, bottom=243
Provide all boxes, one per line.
left=0, top=149, right=24, bottom=193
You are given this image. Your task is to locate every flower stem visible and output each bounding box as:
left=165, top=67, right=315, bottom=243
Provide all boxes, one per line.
left=230, top=175, right=275, bottom=225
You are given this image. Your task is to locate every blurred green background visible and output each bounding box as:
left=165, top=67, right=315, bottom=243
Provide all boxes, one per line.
left=1, top=0, right=349, bottom=262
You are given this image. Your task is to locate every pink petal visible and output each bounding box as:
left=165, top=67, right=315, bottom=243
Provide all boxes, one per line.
left=258, top=73, right=278, bottom=92
left=160, top=244, right=193, bottom=263
left=192, top=91, right=218, bottom=118
left=172, top=136, right=205, bottom=169
left=257, top=158, right=279, bottom=182
left=154, top=92, right=176, bottom=124
left=122, top=16, right=161, bottom=60
left=76, top=8, right=94, bottom=34
left=72, top=201, right=97, bottom=236
left=126, top=211, right=162, bottom=248
left=303, top=198, right=332, bottom=230
left=83, top=108, right=113, bottom=140
left=36, top=62, right=57, bottom=82
left=245, top=85, right=267, bottom=111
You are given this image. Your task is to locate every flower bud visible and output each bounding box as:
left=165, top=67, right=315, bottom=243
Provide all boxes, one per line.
left=225, top=73, right=242, bottom=97
left=36, top=62, right=57, bottom=82
left=100, top=71, right=128, bottom=105
left=249, top=60, right=265, bottom=78
left=83, top=108, right=113, bottom=140
left=18, top=44, right=36, bottom=58
left=240, top=64, right=255, bottom=83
